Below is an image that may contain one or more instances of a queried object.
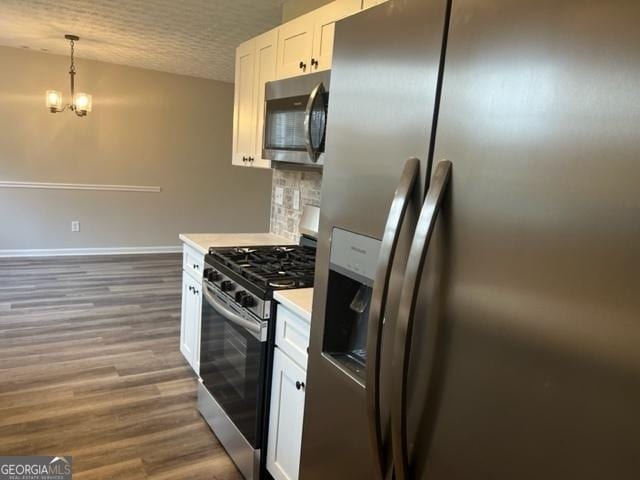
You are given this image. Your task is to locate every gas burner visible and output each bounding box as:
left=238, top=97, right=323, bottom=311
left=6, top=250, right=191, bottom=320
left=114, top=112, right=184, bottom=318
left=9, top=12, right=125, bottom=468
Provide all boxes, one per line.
left=274, top=246, right=295, bottom=253
left=234, top=247, right=257, bottom=254
left=269, top=279, right=297, bottom=288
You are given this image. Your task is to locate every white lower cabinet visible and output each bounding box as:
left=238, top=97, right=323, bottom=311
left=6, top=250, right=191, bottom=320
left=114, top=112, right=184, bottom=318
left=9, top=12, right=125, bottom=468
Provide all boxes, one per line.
left=180, top=245, right=203, bottom=374
left=267, top=347, right=307, bottom=480
left=267, top=303, right=311, bottom=480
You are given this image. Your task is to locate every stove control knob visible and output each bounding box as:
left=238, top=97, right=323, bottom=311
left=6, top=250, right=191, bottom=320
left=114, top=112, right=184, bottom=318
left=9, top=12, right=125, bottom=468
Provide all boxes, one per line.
left=220, top=280, right=235, bottom=292
left=240, top=295, right=255, bottom=308
left=207, top=270, right=220, bottom=282
left=203, top=267, right=213, bottom=278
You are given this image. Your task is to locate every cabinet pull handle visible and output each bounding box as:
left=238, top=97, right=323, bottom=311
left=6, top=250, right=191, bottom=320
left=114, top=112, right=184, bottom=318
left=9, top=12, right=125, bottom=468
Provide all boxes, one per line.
left=296, top=381, right=305, bottom=391
left=311, top=58, right=318, bottom=68
left=188, top=285, right=193, bottom=292
left=242, top=156, right=247, bottom=163
left=299, top=61, right=307, bottom=71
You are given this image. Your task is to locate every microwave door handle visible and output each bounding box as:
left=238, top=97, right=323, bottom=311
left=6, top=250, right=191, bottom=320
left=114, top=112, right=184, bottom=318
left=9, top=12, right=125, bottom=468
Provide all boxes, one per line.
left=366, top=157, right=420, bottom=480
left=391, top=160, right=452, bottom=480
left=203, top=283, right=262, bottom=338
left=304, top=82, right=325, bottom=162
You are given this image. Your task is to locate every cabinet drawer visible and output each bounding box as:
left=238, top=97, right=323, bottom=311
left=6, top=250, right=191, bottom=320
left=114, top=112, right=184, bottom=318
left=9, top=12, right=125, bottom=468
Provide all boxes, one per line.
left=276, top=304, right=310, bottom=370
left=183, top=244, right=204, bottom=280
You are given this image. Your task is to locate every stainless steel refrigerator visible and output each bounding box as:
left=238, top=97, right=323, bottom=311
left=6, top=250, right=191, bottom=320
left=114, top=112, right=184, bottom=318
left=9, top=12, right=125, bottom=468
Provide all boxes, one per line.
left=300, top=0, right=640, bottom=479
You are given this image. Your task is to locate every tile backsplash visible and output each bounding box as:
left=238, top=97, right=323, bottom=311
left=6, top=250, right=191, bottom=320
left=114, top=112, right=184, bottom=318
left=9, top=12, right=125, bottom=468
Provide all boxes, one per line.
left=270, top=168, right=322, bottom=240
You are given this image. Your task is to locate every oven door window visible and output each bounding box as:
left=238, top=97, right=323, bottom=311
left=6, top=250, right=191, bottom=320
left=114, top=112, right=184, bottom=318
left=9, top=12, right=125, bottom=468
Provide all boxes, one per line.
left=264, top=95, right=308, bottom=152
left=200, top=286, right=266, bottom=448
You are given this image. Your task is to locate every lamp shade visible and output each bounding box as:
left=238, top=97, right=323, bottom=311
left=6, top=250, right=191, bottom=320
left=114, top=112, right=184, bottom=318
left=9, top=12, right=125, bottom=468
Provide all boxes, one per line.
left=74, top=93, right=92, bottom=113
left=46, top=90, right=62, bottom=110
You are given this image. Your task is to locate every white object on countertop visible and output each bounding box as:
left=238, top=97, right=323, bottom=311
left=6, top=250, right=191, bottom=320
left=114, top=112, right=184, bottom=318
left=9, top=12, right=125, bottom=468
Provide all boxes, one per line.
left=299, top=205, right=320, bottom=240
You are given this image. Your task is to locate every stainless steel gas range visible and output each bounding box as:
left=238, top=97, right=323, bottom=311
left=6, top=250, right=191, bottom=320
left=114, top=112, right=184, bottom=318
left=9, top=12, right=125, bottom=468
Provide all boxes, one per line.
left=197, top=241, right=316, bottom=480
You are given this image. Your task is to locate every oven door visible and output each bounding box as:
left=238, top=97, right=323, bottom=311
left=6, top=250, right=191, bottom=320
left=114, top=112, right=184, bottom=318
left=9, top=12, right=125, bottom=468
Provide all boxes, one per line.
left=200, top=280, right=268, bottom=448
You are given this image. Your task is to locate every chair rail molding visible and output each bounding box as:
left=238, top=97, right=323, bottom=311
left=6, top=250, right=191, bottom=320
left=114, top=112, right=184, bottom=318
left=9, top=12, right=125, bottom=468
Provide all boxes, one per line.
left=0, top=180, right=161, bottom=193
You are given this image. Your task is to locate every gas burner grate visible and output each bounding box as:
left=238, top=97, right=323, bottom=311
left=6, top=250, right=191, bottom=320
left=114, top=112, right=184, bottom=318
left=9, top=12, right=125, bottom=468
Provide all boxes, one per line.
left=208, top=245, right=316, bottom=290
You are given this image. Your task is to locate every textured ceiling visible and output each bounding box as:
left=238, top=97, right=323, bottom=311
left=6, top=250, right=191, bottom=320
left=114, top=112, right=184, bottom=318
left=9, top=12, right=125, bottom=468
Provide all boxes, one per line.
left=0, top=0, right=285, bottom=82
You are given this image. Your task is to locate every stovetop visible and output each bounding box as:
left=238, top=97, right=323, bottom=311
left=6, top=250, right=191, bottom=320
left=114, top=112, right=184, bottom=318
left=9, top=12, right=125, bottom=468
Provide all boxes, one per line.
left=207, top=245, right=316, bottom=292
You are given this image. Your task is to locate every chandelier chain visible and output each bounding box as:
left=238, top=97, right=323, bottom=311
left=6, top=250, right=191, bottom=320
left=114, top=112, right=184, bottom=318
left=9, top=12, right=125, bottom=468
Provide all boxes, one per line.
left=69, top=39, right=76, bottom=74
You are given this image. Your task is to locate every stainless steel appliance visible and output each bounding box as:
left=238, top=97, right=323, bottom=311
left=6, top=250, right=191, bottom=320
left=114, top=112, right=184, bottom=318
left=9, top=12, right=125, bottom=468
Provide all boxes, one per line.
left=301, top=0, right=640, bottom=479
left=263, top=71, right=330, bottom=166
left=198, top=243, right=316, bottom=480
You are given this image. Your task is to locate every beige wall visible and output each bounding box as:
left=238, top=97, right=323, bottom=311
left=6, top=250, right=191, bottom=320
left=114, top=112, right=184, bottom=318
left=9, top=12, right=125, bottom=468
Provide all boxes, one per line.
left=282, top=0, right=333, bottom=21
left=0, top=46, right=272, bottom=251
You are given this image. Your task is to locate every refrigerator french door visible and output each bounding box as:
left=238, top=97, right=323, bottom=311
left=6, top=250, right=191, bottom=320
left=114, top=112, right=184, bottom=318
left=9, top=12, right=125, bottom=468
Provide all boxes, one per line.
left=394, top=0, right=640, bottom=478
left=299, top=1, right=450, bottom=479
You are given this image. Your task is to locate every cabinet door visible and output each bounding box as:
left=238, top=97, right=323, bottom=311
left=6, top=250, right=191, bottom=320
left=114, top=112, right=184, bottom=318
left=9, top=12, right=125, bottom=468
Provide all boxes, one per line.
left=362, top=0, right=387, bottom=9
left=267, top=348, right=307, bottom=480
left=180, top=272, right=201, bottom=373
left=276, top=13, right=315, bottom=79
left=232, top=38, right=256, bottom=166
left=252, top=28, right=278, bottom=169
left=310, top=0, right=362, bottom=73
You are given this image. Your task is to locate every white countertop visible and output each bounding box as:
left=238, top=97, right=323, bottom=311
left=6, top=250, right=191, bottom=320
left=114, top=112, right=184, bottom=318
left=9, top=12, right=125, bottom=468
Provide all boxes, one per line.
left=274, top=288, right=314, bottom=322
left=179, top=233, right=296, bottom=255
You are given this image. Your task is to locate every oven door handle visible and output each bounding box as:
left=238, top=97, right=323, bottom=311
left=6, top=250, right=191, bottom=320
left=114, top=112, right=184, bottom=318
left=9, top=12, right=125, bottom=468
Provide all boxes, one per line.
left=304, top=82, right=326, bottom=162
left=203, top=283, right=263, bottom=338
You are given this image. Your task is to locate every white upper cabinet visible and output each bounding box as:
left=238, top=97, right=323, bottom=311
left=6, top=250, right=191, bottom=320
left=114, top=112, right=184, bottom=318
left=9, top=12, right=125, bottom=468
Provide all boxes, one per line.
left=277, top=0, right=362, bottom=79
left=362, top=0, right=388, bottom=9
left=276, top=13, right=315, bottom=79
left=252, top=29, right=279, bottom=168
left=232, top=29, right=278, bottom=168
left=233, top=1, right=368, bottom=166
left=310, top=0, right=362, bottom=73
left=232, top=38, right=257, bottom=167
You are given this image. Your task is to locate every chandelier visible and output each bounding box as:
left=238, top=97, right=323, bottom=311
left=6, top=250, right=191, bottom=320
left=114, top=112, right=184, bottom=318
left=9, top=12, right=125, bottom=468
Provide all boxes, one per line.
left=46, top=35, right=92, bottom=117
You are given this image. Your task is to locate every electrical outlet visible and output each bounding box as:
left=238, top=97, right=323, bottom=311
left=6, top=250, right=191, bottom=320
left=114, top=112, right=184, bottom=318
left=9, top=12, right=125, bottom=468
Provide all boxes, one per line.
left=71, top=221, right=80, bottom=232
left=293, top=190, right=300, bottom=210
left=275, top=187, right=284, bottom=206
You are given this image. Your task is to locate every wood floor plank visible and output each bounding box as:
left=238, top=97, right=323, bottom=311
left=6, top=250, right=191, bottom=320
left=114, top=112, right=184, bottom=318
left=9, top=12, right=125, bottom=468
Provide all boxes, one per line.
left=0, top=254, right=241, bottom=479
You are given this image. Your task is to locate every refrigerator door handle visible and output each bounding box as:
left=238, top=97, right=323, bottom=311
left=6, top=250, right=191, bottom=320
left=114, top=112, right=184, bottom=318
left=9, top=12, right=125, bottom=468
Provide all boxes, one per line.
left=366, top=157, right=420, bottom=480
left=391, top=159, right=452, bottom=480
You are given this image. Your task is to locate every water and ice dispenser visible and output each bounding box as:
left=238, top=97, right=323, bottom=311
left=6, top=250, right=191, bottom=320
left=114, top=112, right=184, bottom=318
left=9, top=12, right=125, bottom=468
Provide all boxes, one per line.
left=323, top=228, right=381, bottom=383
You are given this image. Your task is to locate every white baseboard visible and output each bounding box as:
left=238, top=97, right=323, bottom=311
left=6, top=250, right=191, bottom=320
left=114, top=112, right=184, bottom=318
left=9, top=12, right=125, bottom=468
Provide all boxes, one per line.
left=0, top=246, right=182, bottom=258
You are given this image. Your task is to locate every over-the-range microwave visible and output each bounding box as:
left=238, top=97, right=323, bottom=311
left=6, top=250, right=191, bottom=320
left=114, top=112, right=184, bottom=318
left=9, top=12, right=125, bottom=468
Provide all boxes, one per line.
left=263, top=71, right=330, bottom=167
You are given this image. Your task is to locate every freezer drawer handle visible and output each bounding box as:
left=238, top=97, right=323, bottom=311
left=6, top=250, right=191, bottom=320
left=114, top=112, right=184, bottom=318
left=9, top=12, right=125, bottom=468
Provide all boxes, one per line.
left=391, top=159, right=452, bottom=480
left=366, top=157, right=420, bottom=480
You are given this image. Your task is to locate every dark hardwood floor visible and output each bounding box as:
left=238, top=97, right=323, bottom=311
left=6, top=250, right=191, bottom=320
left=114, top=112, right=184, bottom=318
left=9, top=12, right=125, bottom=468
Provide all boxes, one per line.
left=0, top=254, right=242, bottom=480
